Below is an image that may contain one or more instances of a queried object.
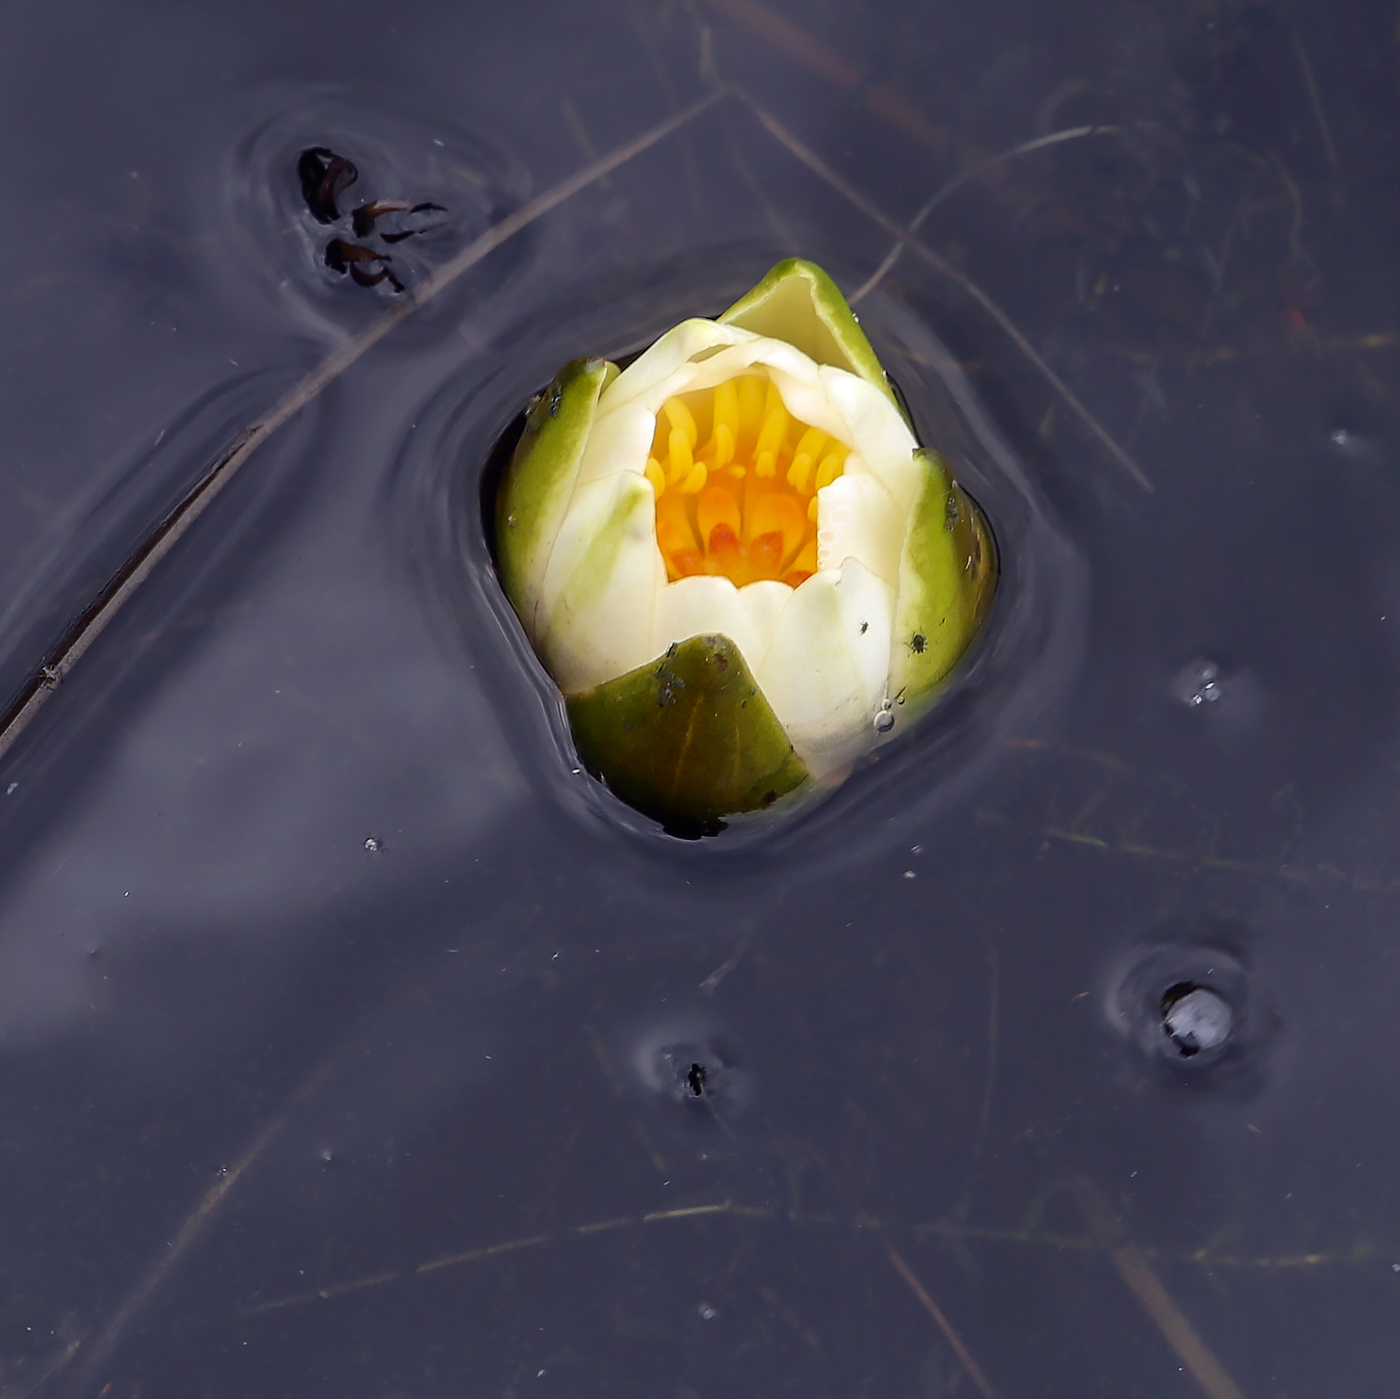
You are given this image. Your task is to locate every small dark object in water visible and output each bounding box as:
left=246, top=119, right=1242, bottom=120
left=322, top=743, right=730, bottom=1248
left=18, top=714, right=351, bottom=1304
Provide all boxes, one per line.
left=298, top=149, right=448, bottom=294
left=297, top=146, right=358, bottom=223
left=352, top=198, right=447, bottom=239
left=324, top=238, right=405, bottom=292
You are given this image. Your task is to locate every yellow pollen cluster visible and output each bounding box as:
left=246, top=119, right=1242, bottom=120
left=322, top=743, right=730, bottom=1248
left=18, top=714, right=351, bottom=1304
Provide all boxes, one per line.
left=646, top=375, right=847, bottom=587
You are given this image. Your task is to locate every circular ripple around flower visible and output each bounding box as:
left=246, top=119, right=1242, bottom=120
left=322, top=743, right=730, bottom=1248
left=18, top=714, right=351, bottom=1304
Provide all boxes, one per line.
left=397, top=250, right=1085, bottom=861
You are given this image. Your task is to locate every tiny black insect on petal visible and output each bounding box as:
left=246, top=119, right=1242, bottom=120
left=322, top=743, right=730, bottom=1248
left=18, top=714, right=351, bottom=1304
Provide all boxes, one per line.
left=909, top=633, right=927, bottom=654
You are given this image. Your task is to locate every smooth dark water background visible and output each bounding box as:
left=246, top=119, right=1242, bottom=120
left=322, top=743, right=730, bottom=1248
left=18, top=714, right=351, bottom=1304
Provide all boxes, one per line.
left=0, top=1, right=1397, bottom=1396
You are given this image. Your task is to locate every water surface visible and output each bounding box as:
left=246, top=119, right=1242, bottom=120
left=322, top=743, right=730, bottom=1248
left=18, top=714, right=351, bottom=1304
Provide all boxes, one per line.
left=0, top=2, right=1397, bottom=1396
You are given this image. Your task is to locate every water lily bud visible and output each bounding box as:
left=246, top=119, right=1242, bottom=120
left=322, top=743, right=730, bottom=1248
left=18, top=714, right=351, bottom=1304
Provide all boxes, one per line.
left=494, top=259, right=994, bottom=831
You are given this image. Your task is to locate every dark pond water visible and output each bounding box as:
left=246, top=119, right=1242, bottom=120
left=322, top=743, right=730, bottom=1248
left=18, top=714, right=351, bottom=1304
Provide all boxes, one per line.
left=0, top=1, right=1397, bottom=1396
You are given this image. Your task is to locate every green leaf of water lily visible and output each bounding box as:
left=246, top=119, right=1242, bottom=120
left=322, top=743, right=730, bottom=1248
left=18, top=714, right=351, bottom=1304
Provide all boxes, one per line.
left=565, top=633, right=809, bottom=834
left=888, top=448, right=996, bottom=710
left=495, top=355, right=617, bottom=643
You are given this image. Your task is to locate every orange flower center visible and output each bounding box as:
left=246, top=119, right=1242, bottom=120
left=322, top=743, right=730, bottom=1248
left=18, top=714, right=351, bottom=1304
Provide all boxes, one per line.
left=644, top=374, right=847, bottom=588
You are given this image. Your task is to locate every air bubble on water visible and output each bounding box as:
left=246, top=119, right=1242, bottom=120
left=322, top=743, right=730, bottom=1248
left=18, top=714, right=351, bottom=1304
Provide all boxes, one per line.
left=698, top=1303, right=718, bottom=1321
left=363, top=836, right=382, bottom=853
left=1161, top=984, right=1233, bottom=1057
left=1174, top=658, right=1224, bottom=708
left=1327, top=424, right=1369, bottom=459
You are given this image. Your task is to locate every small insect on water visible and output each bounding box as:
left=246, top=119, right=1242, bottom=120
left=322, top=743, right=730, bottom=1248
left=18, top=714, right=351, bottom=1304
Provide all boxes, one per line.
left=297, top=146, right=448, bottom=294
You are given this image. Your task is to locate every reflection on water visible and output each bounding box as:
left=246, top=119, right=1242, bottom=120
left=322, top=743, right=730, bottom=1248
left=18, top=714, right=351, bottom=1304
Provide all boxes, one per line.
left=0, top=0, right=1398, bottom=1396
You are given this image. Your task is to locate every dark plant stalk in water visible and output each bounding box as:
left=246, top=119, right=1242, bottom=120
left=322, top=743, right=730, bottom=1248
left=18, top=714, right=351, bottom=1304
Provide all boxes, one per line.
left=0, top=87, right=726, bottom=771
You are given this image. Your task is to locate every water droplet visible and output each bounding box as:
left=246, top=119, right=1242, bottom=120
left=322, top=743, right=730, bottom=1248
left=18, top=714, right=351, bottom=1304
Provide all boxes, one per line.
left=874, top=707, right=895, bottom=733
left=1173, top=657, right=1224, bottom=708
left=698, top=1303, right=718, bottom=1321
left=1161, top=983, right=1234, bottom=1057
left=363, top=836, right=382, bottom=853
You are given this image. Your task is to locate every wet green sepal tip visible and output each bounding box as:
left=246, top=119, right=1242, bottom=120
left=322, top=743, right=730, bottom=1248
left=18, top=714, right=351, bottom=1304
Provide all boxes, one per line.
left=495, top=355, right=618, bottom=643
left=565, top=634, right=809, bottom=835
left=888, top=448, right=997, bottom=714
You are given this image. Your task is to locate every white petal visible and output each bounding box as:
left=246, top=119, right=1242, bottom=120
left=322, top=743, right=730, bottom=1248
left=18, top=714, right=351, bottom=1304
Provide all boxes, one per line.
left=612, top=331, right=839, bottom=428
left=817, top=365, right=920, bottom=514
left=738, top=580, right=793, bottom=665
left=816, top=472, right=905, bottom=587
left=599, top=319, right=755, bottom=414
left=755, top=558, right=893, bottom=775
left=539, top=472, right=665, bottom=692
left=654, top=575, right=767, bottom=672
left=575, top=400, right=654, bottom=486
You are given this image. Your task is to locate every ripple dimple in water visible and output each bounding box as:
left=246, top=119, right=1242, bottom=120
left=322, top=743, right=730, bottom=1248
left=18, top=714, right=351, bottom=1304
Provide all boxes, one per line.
left=1161, top=983, right=1234, bottom=1057
left=224, top=94, right=528, bottom=337
left=1174, top=657, right=1224, bottom=708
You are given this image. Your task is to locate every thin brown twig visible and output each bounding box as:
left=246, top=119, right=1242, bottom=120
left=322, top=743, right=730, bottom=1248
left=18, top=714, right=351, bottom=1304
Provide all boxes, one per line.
left=61, top=1053, right=342, bottom=1396
left=1288, top=29, right=1340, bottom=178
left=736, top=90, right=1154, bottom=493
left=697, top=0, right=950, bottom=156
left=228, top=1187, right=1400, bottom=1324
left=883, top=1245, right=1002, bottom=1399
left=0, top=87, right=727, bottom=771
left=850, top=124, right=1122, bottom=304
left=1073, top=1177, right=1249, bottom=1399
left=804, top=1143, right=1002, bottom=1399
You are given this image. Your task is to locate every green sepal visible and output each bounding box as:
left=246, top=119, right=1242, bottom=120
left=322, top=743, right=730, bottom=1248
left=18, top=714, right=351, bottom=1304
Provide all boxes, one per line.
left=495, top=356, right=616, bottom=642
left=718, top=258, right=904, bottom=417
left=889, top=449, right=996, bottom=711
left=565, top=634, right=809, bottom=835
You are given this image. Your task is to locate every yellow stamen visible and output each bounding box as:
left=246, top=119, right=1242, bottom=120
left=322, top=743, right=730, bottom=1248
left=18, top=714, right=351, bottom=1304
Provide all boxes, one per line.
left=755, top=403, right=788, bottom=460
left=650, top=372, right=847, bottom=585
left=814, top=449, right=845, bottom=491
left=662, top=396, right=697, bottom=447
left=711, top=422, right=735, bottom=469
left=697, top=483, right=741, bottom=547
left=712, top=379, right=738, bottom=443
left=736, top=376, right=766, bottom=453
left=666, top=427, right=692, bottom=486
left=786, top=427, right=828, bottom=494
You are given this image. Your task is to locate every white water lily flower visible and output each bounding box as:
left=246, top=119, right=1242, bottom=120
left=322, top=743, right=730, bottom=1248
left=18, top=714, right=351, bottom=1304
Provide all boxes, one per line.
left=495, top=260, right=993, bottom=830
